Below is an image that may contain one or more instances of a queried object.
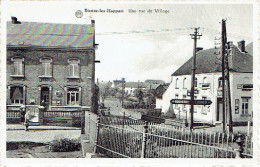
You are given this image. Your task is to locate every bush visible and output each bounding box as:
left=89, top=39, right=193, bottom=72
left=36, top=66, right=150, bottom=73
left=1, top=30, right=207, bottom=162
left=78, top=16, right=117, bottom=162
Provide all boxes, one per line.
left=49, top=138, right=81, bottom=152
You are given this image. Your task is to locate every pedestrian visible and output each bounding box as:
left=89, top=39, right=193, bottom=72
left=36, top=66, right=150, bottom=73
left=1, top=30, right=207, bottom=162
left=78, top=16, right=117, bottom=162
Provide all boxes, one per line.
left=24, top=110, right=32, bottom=131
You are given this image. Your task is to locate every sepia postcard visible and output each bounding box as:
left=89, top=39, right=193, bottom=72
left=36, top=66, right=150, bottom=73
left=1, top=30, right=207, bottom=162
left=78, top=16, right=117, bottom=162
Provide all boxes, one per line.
left=0, top=0, right=259, bottom=166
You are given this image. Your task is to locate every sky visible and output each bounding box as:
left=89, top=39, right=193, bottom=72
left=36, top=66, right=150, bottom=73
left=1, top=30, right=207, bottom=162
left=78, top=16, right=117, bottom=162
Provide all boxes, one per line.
left=5, top=2, right=253, bottom=83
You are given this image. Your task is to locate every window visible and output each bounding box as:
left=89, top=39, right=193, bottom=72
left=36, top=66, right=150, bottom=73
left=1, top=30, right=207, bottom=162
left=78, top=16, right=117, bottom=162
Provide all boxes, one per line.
left=218, top=77, right=223, bottom=88
left=242, top=98, right=249, bottom=115
left=11, top=57, right=24, bottom=76
left=195, top=77, right=197, bottom=87
left=10, top=86, right=23, bottom=104
left=183, top=95, right=187, bottom=108
left=175, top=78, right=179, bottom=89
left=40, top=58, right=52, bottom=76
left=68, top=59, right=80, bottom=77
left=175, top=94, right=179, bottom=107
left=67, top=88, right=79, bottom=105
left=183, top=78, right=187, bottom=89
left=203, top=77, right=207, bottom=84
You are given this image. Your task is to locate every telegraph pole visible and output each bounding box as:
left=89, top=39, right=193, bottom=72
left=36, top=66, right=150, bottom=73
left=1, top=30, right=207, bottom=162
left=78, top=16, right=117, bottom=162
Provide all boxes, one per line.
left=190, top=27, right=202, bottom=131
left=221, top=19, right=227, bottom=133
left=121, top=78, right=125, bottom=107
left=226, top=42, right=233, bottom=133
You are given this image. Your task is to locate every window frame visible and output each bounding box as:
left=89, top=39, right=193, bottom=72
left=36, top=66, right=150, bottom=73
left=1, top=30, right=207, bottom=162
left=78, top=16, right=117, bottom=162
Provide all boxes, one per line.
left=241, top=98, right=250, bottom=115
left=175, top=78, right=179, bottom=89
left=67, top=88, right=80, bottom=106
left=40, top=57, right=52, bottom=77
left=183, top=78, right=187, bottom=89
left=10, top=57, right=24, bottom=77
left=67, top=59, right=80, bottom=78
left=10, top=86, right=24, bottom=105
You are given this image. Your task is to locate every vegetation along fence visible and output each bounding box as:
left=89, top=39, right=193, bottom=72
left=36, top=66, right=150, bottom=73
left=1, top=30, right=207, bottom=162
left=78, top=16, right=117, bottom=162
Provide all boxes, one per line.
left=43, top=110, right=82, bottom=127
left=85, top=113, right=253, bottom=158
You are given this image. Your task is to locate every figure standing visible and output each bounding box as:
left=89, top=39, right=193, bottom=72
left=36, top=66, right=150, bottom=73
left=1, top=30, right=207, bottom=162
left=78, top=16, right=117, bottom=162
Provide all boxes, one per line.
left=24, top=110, right=31, bottom=131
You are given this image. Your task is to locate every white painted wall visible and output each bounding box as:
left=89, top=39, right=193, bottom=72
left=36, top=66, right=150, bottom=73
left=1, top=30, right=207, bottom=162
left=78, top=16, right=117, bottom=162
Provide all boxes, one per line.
left=160, top=72, right=253, bottom=124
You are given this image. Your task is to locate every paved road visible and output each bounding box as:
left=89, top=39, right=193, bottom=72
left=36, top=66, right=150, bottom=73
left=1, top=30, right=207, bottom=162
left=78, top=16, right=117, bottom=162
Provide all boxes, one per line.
left=7, top=128, right=81, bottom=143
left=104, top=97, right=142, bottom=119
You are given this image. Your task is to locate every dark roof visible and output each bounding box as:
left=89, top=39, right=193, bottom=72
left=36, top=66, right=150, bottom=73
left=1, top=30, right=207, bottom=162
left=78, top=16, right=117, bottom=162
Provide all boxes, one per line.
left=245, top=42, right=253, bottom=56
left=7, top=21, right=94, bottom=48
left=125, top=82, right=146, bottom=88
left=144, top=83, right=161, bottom=91
left=172, top=44, right=253, bottom=76
left=144, top=79, right=165, bottom=85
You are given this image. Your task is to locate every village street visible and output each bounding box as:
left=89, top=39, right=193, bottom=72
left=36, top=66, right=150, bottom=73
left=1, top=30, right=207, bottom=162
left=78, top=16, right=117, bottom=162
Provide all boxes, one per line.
left=103, top=97, right=142, bottom=120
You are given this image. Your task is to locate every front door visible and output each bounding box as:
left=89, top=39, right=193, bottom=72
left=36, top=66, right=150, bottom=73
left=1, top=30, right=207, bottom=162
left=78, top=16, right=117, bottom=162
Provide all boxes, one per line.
left=41, top=87, right=49, bottom=106
left=216, top=98, right=223, bottom=122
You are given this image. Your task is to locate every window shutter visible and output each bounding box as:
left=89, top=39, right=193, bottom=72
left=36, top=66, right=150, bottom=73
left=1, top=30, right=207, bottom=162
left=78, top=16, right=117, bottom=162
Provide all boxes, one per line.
left=74, top=64, right=79, bottom=77
left=46, top=63, right=50, bottom=76
left=69, top=64, right=73, bottom=76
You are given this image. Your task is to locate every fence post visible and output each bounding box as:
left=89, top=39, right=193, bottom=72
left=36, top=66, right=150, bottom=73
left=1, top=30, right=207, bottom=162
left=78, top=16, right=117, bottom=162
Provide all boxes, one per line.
left=247, top=121, right=250, bottom=136
left=141, top=121, right=148, bottom=158
left=88, top=113, right=91, bottom=138
left=94, top=116, right=100, bottom=154
left=234, top=134, right=244, bottom=158
left=81, top=109, right=85, bottom=134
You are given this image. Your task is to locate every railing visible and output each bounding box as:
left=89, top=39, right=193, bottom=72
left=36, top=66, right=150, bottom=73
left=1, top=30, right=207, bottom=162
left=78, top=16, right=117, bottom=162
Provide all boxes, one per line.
left=7, top=110, right=21, bottom=123
left=7, top=110, right=21, bottom=118
left=90, top=116, right=253, bottom=158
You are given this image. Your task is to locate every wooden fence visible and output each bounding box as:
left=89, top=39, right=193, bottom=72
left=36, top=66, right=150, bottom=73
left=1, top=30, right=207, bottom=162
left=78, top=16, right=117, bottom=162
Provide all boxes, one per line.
left=87, top=116, right=253, bottom=158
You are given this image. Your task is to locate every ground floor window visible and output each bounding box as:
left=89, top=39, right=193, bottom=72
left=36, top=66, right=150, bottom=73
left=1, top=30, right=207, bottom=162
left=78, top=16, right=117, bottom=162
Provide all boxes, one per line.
left=67, top=88, right=79, bottom=105
left=242, top=98, right=249, bottom=115
left=10, top=86, right=23, bottom=104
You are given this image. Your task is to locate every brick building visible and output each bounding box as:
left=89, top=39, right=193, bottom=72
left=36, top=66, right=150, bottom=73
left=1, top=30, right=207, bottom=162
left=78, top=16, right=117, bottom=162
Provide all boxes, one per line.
left=7, top=17, right=96, bottom=114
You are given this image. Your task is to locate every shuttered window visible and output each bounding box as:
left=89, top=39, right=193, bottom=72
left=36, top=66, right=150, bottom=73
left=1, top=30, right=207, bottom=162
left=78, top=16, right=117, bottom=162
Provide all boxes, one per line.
left=68, top=59, right=80, bottom=77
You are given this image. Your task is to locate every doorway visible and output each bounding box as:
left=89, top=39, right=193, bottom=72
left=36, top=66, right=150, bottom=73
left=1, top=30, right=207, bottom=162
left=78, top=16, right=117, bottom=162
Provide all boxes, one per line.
left=216, top=98, right=223, bottom=122
left=41, top=87, right=50, bottom=106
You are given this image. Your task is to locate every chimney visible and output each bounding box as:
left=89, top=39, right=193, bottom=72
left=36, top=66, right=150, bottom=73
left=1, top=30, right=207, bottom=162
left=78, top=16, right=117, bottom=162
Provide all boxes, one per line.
left=237, top=40, right=245, bottom=52
left=91, top=20, right=95, bottom=27
left=11, top=16, right=21, bottom=24
left=196, top=47, right=203, bottom=53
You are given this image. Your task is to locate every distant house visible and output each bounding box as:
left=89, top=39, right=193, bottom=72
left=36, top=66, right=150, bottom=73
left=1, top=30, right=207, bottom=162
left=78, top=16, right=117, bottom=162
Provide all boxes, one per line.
left=159, top=40, right=253, bottom=124
left=124, top=82, right=146, bottom=96
left=145, top=79, right=165, bottom=85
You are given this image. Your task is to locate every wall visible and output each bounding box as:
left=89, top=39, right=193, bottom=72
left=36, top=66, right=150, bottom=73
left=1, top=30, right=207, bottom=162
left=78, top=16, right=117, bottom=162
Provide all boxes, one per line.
left=160, top=72, right=253, bottom=124
left=7, top=48, right=94, bottom=109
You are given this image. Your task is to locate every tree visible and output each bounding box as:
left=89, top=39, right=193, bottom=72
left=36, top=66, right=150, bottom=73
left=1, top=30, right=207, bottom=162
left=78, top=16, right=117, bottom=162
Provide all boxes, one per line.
left=135, top=88, right=144, bottom=104
left=99, top=82, right=112, bottom=103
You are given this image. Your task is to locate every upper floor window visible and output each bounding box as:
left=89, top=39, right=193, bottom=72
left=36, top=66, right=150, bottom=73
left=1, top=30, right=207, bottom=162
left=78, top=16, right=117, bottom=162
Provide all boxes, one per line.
left=195, top=77, right=198, bottom=87
left=175, top=78, right=179, bottom=89
left=203, top=77, right=207, bottom=83
left=218, top=77, right=223, bottom=88
left=11, top=57, right=24, bottom=76
left=183, top=78, right=187, bottom=89
left=68, top=59, right=80, bottom=78
left=40, top=58, right=52, bottom=77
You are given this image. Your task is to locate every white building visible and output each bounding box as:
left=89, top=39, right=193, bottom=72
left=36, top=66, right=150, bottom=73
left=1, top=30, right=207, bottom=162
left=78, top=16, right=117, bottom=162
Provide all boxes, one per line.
left=159, top=41, right=253, bottom=125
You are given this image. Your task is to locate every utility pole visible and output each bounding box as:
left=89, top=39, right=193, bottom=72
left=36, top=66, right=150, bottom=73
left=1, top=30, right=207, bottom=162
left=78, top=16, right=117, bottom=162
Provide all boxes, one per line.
left=226, top=41, right=233, bottom=133
left=221, top=19, right=227, bottom=133
left=189, top=27, right=202, bottom=131
left=121, top=78, right=125, bottom=107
